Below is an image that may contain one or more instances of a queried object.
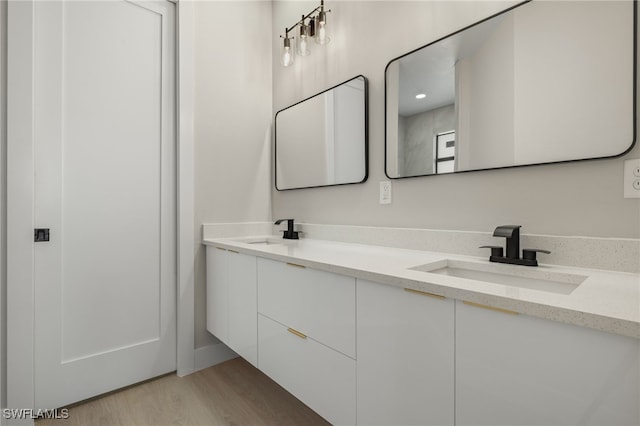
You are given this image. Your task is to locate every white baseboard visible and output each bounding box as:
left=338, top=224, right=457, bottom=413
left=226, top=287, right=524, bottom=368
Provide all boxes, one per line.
left=194, top=342, right=238, bottom=372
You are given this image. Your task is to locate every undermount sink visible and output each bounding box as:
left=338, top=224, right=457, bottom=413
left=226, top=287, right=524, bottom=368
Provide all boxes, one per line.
left=410, top=259, right=587, bottom=295
left=232, top=237, right=288, bottom=247
left=246, top=240, right=283, bottom=246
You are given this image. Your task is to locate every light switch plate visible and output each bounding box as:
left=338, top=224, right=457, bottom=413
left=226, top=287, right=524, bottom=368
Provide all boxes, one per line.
left=380, top=181, right=392, bottom=204
left=624, top=159, right=640, bottom=198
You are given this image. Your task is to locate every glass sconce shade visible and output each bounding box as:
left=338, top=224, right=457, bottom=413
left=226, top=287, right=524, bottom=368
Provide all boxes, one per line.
left=281, top=36, right=295, bottom=67
left=297, top=36, right=310, bottom=56
left=279, top=1, right=331, bottom=67
left=315, top=12, right=330, bottom=45
left=297, top=20, right=311, bottom=56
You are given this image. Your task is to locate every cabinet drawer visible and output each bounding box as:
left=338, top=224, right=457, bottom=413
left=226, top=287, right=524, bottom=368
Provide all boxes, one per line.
left=257, top=257, right=356, bottom=358
left=258, top=314, right=356, bottom=426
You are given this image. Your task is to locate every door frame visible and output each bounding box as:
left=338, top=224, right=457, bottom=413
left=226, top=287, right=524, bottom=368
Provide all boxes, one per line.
left=6, top=0, right=196, bottom=417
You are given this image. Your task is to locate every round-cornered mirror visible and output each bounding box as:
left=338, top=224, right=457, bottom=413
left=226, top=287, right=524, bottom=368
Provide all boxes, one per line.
left=276, top=75, right=368, bottom=190
left=385, top=0, right=636, bottom=179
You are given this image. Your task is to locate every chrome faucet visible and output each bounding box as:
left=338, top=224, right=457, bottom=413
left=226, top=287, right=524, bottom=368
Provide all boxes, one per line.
left=274, top=218, right=299, bottom=240
left=481, top=225, right=549, bottom=267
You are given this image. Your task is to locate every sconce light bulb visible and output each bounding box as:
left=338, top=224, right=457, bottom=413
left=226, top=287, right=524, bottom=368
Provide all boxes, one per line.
left=297, top=35, right=310, bottom=56
left=297, top=17, right=311, bottom=56
left=282, top=46, right=294, bottom=67
left=315, top=12, right=330, bottom=45
left=281, top=36, right=295, bottom=67
left=316, top=23, right=329, bottom=45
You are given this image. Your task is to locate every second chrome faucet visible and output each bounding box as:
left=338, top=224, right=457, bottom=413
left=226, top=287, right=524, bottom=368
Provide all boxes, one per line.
left=481, top=225, right=550, bottom=267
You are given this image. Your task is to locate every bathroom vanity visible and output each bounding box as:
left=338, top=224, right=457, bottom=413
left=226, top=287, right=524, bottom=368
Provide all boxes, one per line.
left=203, top=236, right=640, bottom=425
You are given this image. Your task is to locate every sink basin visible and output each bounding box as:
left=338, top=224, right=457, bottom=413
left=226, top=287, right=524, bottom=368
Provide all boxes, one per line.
left=231, top=237, right=288, bottom=247
left=246, top=240, right=283, bottom=246
left=410, top=259, right=586, bottom=295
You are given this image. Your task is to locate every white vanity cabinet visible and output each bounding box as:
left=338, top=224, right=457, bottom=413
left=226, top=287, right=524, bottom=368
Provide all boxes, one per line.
left=456, top=300, right=640, bottom=425
left=257, top=257, right=357, bottom=425
left=205, top=247, right=258, bottom=366
left=204, top=238, right=640, bottom=426
left=357, top=279, right=455, bottom=426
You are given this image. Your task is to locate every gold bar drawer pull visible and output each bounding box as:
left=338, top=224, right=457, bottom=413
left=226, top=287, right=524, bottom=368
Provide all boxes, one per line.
left=215, top=247, right=226, bottom=251
left=286, top=262, right=306, bottom=269
left=463, top=301, right=518, bottom=315
left=404, top=288, right=445, bottom=300
left=287, top=328, right=307, bottom=339
left=228, top=249, right=239, bottom=254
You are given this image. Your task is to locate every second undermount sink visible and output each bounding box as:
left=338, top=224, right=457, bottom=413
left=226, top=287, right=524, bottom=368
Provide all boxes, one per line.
left=410, top=259, right=587, bottom=295
left=232, top=236, right=288, bottom=247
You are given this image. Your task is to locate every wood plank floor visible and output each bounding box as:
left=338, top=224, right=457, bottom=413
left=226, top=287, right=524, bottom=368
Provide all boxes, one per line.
left=36, top=358, right=330, bottom=426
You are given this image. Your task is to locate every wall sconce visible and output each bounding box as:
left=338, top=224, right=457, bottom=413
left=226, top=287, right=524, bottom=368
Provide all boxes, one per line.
left=279, top=0, right=331, bottom=67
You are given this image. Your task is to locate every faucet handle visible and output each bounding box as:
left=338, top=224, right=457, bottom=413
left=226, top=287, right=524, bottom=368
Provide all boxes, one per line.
left=522, top=248, right=550, bottom=266
left=522, top=248, right=550, bottom=263
left=480, top=245, right=504, bottom=258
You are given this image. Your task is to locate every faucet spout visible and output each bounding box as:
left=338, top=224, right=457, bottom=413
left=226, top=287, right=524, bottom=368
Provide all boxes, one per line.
left=481, top=225, right=549, bottom=267
left=274, top=218, right=299, bottom=240
left=493, top=225, right=521, bottom=259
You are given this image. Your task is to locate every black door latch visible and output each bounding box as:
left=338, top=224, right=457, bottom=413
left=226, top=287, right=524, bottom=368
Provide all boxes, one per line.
left=34, top=228, right=50, bottom=242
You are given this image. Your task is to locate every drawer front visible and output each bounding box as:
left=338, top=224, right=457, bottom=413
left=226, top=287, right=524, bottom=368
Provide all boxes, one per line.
left=258, top=314, right=356, bottom=426
left=257, top=257, right=356, bottom=358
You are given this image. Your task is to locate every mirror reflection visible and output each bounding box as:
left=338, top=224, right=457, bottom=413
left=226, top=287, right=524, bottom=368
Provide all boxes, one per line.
left=276, top=75, right=368, bottom=190
left=386, top=0, right=635, bottom=179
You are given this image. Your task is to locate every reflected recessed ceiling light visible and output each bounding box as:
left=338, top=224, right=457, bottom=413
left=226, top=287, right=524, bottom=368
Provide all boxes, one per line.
left=415, top=93, right=426, bottom=99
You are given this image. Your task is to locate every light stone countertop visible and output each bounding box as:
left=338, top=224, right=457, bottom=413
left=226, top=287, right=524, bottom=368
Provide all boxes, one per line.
left=203, top=235, right=640, bottom=340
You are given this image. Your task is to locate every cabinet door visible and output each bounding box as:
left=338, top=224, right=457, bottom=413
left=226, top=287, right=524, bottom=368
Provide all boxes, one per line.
left=258, top=314, right=356, bottom=425
left=227, top=251, right=257, bottom=366
left=456, top=300, right=640, bottom=426
left=206, top=247, right=257, bottom=366
left=206, top=247, right=228, bottom=343
left=357, top=280, right=455, bottom=426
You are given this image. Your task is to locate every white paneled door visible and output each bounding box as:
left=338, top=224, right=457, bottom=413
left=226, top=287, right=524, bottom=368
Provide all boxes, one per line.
left=33, top=0, right=176, bottom=409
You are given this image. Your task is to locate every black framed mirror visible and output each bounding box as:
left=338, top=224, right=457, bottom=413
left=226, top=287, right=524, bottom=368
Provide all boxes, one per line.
left=385, top=0, right=636, bottom=179
left=275, top=75, right=368, bottom=190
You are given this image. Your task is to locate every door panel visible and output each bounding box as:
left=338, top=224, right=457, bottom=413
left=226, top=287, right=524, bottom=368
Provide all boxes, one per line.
left=34, top=0, right=176, bottom=409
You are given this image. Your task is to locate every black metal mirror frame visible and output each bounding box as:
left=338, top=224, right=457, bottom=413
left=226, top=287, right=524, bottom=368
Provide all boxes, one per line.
left=384, top=0, right=637, bottom=180
left=275, top=75, right=369, bottom=191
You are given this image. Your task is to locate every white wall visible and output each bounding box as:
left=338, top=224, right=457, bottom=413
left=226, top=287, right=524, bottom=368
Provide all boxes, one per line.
left=456, top=13, right=514, bottom=170
left=333, top=80, right=366, bottom=182
left=276, top=92, right=329, bottom=189
left=0, top=0, right=6, bottom=418
left=513, top=1, right=632, bottom=164
left=193, top=1, right=272, bottom=349
left=272, top=1, right=640, bottom=239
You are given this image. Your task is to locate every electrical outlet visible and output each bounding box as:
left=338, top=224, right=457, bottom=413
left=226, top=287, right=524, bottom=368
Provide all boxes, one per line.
left=380, top=181, right=392, bottom=204
left=624, top=159, right=640, bottom=198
